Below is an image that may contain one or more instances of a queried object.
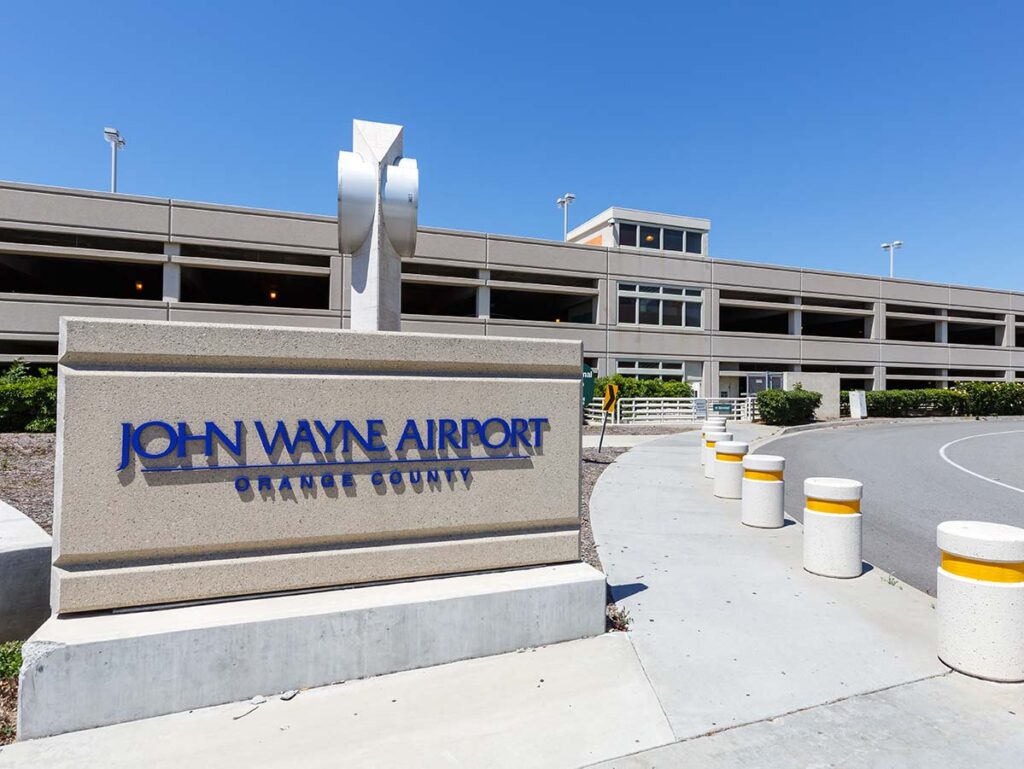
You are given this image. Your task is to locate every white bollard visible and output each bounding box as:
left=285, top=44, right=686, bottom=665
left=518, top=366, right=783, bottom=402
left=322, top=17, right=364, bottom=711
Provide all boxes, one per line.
left=702, top=432, right=732, bottom=480
left=936, top=521, right=1024, bottom=682
left=802, top=477, right=863, bottom=578
left=741, top=454, right=786, bottom=528
left=714, top=441, right=748, bottom=498
left=699, top=418, right=727, bottom=467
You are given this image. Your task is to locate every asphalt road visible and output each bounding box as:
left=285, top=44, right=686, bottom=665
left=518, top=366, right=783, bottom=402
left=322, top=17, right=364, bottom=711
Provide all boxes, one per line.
left=760, top=420, right=1024, bottom=595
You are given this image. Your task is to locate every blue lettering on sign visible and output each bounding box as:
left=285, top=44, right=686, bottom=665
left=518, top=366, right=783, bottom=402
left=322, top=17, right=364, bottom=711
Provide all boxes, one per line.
left=116, top=416, right=549, bottom=500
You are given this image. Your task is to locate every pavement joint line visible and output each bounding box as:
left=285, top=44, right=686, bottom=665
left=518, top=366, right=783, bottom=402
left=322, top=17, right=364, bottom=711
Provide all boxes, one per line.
left=620, top=631, right=678, bottom=742
left=584, top=670, right=955, bottom=768
left=937, top=429, right=1024, bottom=494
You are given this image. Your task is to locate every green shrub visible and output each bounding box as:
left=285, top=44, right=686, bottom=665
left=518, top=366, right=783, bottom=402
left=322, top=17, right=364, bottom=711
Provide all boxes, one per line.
left=0, top=641, right=21, bottom=679
left=592, top=374, right=694, bottom=400
left=756, top=387, right=822, bottom=425
left=954, top=381, right=1024, bottom=416
left=865, top=388, right=968, bottom=418
left=0, top=361, right=57, bottom=433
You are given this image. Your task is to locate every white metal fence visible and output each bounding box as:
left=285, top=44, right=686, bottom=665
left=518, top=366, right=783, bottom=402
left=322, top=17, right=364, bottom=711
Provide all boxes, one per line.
left=584, top=397, right=758, bottom=425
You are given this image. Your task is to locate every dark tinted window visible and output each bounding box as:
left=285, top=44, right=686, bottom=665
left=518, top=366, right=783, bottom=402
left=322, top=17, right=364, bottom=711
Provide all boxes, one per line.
left=685, top=231, right=702, bottom=254
left=663, top=229, right=684, bottom=251
left=618, top=296, right=636, bottom=323
left=619, top=223, right=637, bottom=247
left=639, top=226, right=660, bottom=249
left=662, top=302, right=683, bottom=326
left=685, top=302, right=702, bottom=327
left=639, top=298, right=659, bottom=324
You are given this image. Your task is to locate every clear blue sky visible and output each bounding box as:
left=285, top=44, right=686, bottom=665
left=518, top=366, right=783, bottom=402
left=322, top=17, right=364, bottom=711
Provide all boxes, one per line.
left=2, top=1, right=1023, bottom=289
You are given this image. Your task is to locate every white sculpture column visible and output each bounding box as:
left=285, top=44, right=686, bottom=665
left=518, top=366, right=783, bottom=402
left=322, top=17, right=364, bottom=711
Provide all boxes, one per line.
left=338, top=120, right=419, bottom=331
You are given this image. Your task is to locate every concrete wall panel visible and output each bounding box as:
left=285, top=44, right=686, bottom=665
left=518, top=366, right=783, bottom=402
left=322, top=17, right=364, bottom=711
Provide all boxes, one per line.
left=714, top=333, right=800, bottom=361
left=801, top=271, right=880, bottom=300
left=949, top=287, right=1012, bottom=312
left=0, top=297, right=167, bottom=334
left=610, top=251, right=711, bottom=286
left=880, top=280, right=949, bottom=307
left=879, top=342, right=949, bottom=366
left=170, top=202, right=336, bottom=254
left=415, top=230, right=487, bottom=266
left=606, top=329, right=710, bottom=358
left=487, top=237, right=606, bottom=276
left=0, top=184, right=169, bottom=238
left=800, top=339, right=879, bottom=363
left=167, top=305, right=342, bottom=329
left=712, top=261, right=801, bottom=293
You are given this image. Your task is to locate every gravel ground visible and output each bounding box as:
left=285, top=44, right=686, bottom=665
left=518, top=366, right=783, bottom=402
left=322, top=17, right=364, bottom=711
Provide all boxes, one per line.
left=0, top=677, right=15, bottom=745
left=0, top=433, right=54, bottom=533
left=583, top=424, right=697, bottom=436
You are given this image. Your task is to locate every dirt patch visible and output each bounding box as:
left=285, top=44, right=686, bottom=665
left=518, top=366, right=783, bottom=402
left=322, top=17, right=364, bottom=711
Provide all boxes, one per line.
left=0, top=433, right=54, bottom=533
left=583, top=424, right=697, bottom=436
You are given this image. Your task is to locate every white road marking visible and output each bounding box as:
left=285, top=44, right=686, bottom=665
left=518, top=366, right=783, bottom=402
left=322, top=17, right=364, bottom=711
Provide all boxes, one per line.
left=938, top=429, right=1024, bottom=494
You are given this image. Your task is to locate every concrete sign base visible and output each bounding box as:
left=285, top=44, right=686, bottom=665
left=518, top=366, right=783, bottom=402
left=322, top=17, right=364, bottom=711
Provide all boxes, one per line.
left=18, top=562, right=606, bottom=739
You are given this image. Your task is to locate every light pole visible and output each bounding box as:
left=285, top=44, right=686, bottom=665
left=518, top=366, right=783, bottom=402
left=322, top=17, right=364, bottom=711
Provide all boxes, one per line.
left=103, top=127, right=126, bottom=193
left=880, top=240, right=903, bottom=278
left=556, top=193, right=575, bottom=241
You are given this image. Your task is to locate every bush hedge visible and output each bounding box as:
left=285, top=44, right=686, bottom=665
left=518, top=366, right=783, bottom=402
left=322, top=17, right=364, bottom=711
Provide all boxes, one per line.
left=756, top=387, right=822, bottom=425
left=0, top=361, right=57, bottom=432
left=839, top=382, right=1024, bottom=418
left=592, top=374, right=694, bottom=400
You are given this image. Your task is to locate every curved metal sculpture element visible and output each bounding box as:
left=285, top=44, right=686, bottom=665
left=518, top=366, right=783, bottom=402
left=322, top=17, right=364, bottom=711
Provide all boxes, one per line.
left=337, top=120, right=419, bottom=331
left=382, top=157, right=419, bottom=258
left=337, top=150, right=377, bottom=255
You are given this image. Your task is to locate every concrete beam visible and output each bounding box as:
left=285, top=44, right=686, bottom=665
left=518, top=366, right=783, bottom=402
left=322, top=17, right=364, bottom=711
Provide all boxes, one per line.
left=18, top=562, right=607, bottom=740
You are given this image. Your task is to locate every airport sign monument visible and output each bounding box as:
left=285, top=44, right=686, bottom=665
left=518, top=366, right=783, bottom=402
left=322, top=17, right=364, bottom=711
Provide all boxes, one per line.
left=17, top=121, right=605, bottom=740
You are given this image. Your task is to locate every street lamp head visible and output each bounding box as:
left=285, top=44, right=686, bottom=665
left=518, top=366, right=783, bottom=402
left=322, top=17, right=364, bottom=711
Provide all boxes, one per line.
left=103, top=127, right=126, bottom=149
left=892, top=240, right=903, bottom=248
left=556, top=192, right=576, bottom=208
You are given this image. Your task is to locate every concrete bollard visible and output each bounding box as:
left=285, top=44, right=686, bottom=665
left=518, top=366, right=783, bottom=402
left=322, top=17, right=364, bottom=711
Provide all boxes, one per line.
left=713, top=441, right=749, bottom=498
left=802, top=477, right=863, bottom=578
left=741, top=455, right=786, bottom=528
left=702, top=432, right=733, bottom=480
left=936, top=521, right=1024, bottom=682
left=699, top=418, right=727, bottom=466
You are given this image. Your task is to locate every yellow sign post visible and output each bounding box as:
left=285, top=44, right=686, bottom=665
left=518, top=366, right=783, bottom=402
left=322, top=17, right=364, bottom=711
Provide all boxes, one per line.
left=598, top=383, right=619, bottom=451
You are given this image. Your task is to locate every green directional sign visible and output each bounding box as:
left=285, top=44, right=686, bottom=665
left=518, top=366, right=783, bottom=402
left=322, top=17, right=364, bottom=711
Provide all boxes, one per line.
left=581, top=364, right=595, bottom=409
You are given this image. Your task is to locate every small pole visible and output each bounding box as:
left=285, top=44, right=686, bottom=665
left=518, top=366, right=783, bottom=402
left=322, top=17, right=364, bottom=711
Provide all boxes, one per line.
left=110, top=140, right=117, bottom=193
left=598, top=410, right=608, bottom=452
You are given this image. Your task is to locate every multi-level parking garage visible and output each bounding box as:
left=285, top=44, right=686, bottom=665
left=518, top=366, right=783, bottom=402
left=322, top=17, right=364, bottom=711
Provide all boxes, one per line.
left=1, top=182, right=1023, bottom=397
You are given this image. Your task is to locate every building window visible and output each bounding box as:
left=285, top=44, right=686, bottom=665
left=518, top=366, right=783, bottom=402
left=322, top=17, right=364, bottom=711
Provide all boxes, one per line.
left=617, top=359, right=702, bottom=382
left=618, top=223, right=637, bottom=247
left=616, top=222, right=704, bottom=255
left=663, top=228, right=684, bottom=252
left=617, top=283, right=703, bottom=328
left=639, top=226, right=660, bottom=249
left=685, top=231, right=702, bottom=254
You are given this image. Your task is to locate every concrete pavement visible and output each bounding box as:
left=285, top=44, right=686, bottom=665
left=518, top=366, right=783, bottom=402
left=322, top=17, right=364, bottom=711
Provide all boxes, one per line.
left=587, top=425, right=1024, bottom=766
left=0, top=633, right=673, bottom=768
left=760, top=419, right=1024, bottom=594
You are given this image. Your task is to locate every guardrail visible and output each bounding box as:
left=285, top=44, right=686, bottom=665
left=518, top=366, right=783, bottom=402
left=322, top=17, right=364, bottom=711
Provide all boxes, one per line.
left=584, top=397, right=758, bottom=425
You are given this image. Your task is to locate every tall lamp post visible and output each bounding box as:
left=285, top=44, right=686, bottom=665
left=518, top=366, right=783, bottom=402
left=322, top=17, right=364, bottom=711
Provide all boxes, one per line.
left=881, top=240, right=903, bottom=278
left=556, top=192, right=576, bottom=241
left=103, top=127, right=126, bottom=193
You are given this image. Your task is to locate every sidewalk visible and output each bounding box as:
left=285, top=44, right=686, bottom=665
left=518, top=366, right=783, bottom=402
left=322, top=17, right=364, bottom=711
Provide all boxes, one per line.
left=586, top=426, right=1024, bottom=766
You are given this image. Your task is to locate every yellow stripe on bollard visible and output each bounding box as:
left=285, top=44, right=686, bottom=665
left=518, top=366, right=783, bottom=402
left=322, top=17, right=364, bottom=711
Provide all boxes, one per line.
left=706, top=440, right=716, bottom=448
left=941, top=552, right=1024, bottom=583
left=806, top=497, right=860, bottom=514
left=716, top=453, right=742, bottom=462
left=745, top=469, right=783, bottom=481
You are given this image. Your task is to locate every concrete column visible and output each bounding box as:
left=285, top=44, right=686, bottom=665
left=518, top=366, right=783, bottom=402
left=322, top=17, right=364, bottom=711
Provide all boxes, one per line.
left=704, top=288, right=720, bottom=331
left=788, top=308, right=802, bottom=336
left=870, top=301, right=885, bottom=340
left=1002, top=313, right=1015, bottom=347
left=702, top=359, right=720, bottom=399
left=329, top=256, right=344, bottom=312
left=162, top=244, right=181, bottom=303
left=872, top=365, right=886, bottom=391
left=477, top=270, right=491, bottom=319
left=935, top=309, right=948, bottom=344
left=1005, top=369, right=1015, bottom=382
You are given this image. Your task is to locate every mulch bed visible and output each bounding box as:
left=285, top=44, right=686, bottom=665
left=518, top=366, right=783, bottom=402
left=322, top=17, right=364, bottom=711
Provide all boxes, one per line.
left=0, top=678, right=16, bottom=745
left=0, top=433, right=54, bottom=534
